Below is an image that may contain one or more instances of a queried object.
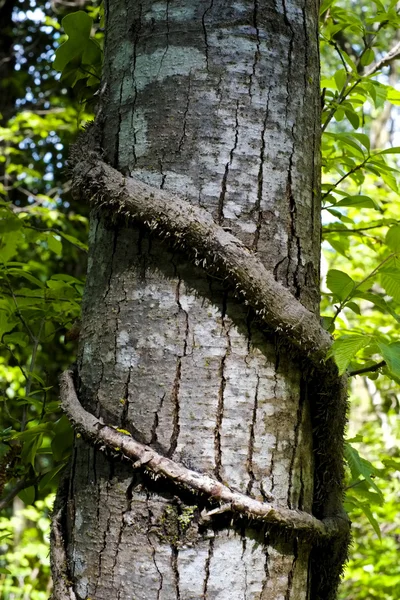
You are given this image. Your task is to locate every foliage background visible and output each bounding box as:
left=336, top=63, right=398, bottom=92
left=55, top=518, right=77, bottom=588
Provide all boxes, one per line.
left=1, top=0, right=400, bottom=597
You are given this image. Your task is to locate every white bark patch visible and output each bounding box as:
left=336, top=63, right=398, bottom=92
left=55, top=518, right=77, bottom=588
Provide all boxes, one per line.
left=110, top=40, right=135, bottom=78
left=206, top=534, right=247, bottom=598
left=135, top=48, right=206, bottom=92
left=119, top=108, right=149, bottom=162
left=116, top=330, right=140, bottom=368
left=143, top=2, right=196, bottom=21
left=177, top=545, right=212, bottom=597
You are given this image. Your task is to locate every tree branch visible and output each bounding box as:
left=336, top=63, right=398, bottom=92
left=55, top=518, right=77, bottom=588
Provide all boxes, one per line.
left=71, top=155, right=333, bottom=368
left=349, top=360, right=386, bottom=377
left=365, top=40, right=400, bottom=77
left=59, top=370, right=349, bottom=540
left=0, top=476, right=38, bottom=511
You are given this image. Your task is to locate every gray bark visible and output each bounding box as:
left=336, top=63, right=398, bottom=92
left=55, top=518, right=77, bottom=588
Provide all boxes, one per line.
left=61, top=1, right=327, bottom=598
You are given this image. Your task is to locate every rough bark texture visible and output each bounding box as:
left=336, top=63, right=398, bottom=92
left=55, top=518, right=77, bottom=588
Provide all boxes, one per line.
left=60, top=1, right=337, bottom=599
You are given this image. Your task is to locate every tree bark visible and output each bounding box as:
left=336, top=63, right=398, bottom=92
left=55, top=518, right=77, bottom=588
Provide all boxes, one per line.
left=53, top=1, right=348, bottom=599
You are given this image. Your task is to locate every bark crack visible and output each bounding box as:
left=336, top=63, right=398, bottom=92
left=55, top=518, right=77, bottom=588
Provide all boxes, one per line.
left=260, top=544, right=270, bottom=598
left=242, top=533, right=248, bottom=599
left=246, top=373, right=259, bottom=496
left=129, top=2, right=142, bottom=167
left=248, top=0, right=261, bottom=98
left=120, top=366, right=131, bottom=429
left=168, top=357, right=181, bottom=457
left=217, top=100, right=239, bottom=224
left=150, top=392, right=166, bottom=445
left=270, top=352, right=280, bottom=496
left=177, top=72, right=191, bottom=154
left=156, top=0, right=170, bottom=77
left=202, top=537, right=214, bottom=599
left=146, top=493, right=163, bottom=600
left=284, top=538, right=298, bottom=600
left=201, top=0, right=214, bottom=70
left=175, top=277, right=190, bottom=357
left=111, top=519, right=126, bottom=590
left=286, top=132, right=302, bottom=299
left=287, top=378, right=306, bottom=509
left=94, top=481, right=112, bottom=596
left=171, top=546, right=181, bottom=600
left=252, top=88, right=271, bottom=251
left=214, top=291, right=229, bottom=479
left=103, top=228, right=118, bottom=301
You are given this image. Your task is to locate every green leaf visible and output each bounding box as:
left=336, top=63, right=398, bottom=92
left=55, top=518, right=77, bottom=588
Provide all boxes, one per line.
left=378, top=146, right=400, bottom=155
left=344, top=443, right=382, bottom=498
left=354, top=290, right=400, bottom=323
left=386, top=85, right=400, bottom=105
left=377, top=341, right=400, bottom=378
left=0, top=310, right=19, bottom=337
left=326, top=237, right=350, bottom=257
left=47, top=233, right=63, bottom=255
left=345, top=301, right=361, bottom=315
left=326, top=269, right=355, bottom=300
left=380, top=269, right=400, bottom=302
left=360, top=48, right=375, bottom=66
left=54, top=11, right=102, bottom=73
left=327, top=335, right=371, bottom=374
left=59, top=232, right=88, bottom=251
left=382, top=458, right=400, bottom=471
left=38, top=462, right=67, bottom=491
left=345, top=109, right=359, bottom=129
left=335, top=195, right=377, bottom=209
left=51, top=416, right=74, bottom=461
left=360, top=503, right=381, bottom=540
left=334, top=68, right=347, bottom=91
left=18, top=485, right=35, bottom=506
left=385, top=225, right=400, bottom=253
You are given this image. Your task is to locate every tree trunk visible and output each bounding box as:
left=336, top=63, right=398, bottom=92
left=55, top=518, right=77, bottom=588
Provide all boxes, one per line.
left=53, top=1, right=347, bottom=599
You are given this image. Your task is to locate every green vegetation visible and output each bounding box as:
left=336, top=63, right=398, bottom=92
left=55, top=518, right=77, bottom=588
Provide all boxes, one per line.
left=1, top=0, right=400, bottom=597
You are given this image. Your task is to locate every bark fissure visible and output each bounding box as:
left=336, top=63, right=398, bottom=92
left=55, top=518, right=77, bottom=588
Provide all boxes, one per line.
left=129, top=1, right=141, bottom=168
left=175, top=277, right=190, bottom=357
left=286, top=134, right=302, bottom=299
left=284, top=538, right=298, bottom=600
left=201, top=0, right=214, bottom=70
left=168, top=357, right=181, bottom=457
left=202, top=537, right=214, bottom=599
left=121, top=367, right=131, bottom=429
left=287, top=380, right=306, bottom=509
left=146, top=494, right=164, bottom=600
left=214, top=352, right=226, bottom=480
left=150, top=392, right=166, bottom=445
left=177, top=72, right=191, bottom=154
left=111, top=520, right=126, bottom=589
left=248, top=0, right=261, bottom=98
left=252, top=89, right=270, bottom=251
left=246, top=373, right=259, bottom=496
left=171, top=546, right=181, bottom=600
left=94, top=483, right=112, bottom=596
left=217, top=100, right=239, bottom=224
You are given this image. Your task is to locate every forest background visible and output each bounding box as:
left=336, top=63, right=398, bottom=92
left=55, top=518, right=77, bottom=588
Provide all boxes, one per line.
left=1, top=0, right=400, bottom=598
